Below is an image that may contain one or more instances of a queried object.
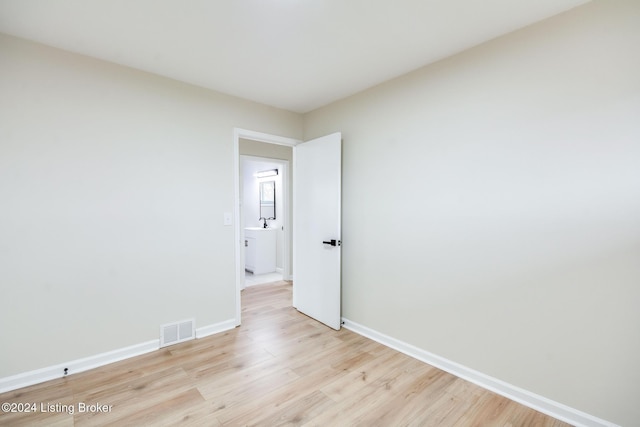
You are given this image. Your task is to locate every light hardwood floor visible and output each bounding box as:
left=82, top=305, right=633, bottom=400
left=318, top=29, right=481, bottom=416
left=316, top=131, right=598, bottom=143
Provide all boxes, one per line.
left=0, top=281, right=571, bottom=426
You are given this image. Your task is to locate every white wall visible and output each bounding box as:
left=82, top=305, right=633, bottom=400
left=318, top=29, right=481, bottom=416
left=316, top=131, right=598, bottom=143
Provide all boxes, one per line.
left=304, top=1, right=640, bottom=425
left=0, top=33, right=302, bottom=378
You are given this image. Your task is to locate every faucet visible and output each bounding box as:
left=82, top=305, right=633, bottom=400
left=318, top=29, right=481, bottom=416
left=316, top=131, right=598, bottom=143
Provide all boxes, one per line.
left=259, top=217, right=268, bottom=228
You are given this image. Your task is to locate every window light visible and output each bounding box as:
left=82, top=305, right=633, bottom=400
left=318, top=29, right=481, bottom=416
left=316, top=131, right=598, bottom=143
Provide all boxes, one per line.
left=255, top=169, right=278, bottom=178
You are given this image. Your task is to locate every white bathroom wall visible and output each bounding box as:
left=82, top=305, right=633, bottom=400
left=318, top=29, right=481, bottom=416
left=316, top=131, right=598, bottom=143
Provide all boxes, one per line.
left=304, top=1, right=640, bottom=425
left=0, top=33, right=302, bottom=379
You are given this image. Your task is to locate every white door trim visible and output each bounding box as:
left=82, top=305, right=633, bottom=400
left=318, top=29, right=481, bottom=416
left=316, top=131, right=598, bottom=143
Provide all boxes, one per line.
left=233, top=128, right=300, bottom=326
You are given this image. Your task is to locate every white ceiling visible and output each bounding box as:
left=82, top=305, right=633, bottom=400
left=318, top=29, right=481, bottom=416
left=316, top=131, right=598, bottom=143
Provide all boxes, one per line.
left=0, top=0, right=590, bottom=113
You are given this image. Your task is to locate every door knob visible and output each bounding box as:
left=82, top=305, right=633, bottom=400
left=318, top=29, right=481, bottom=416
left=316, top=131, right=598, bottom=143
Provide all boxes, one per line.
left=322, top=239, right=341, bottom=247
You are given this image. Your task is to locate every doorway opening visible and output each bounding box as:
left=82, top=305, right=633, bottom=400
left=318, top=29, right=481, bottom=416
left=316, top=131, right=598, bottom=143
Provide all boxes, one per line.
left=233, top=129, right=300, bottom=326
left=241, top=155, right=289, bottom=287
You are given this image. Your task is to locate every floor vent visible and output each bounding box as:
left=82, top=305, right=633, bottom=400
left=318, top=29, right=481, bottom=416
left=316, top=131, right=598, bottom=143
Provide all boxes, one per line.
left=160, top=318, right=195, bottom=348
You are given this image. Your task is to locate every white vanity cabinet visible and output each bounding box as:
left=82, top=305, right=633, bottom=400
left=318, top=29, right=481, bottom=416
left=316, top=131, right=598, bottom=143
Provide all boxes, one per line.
left=244, top=227, right=277, bottom=275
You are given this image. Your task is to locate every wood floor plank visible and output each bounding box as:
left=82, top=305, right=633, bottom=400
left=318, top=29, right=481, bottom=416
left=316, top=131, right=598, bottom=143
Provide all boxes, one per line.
left=306, top=358, right=436, bottom=426
left=354, top=367, right=459, bottom=426
left=197, top=363, right=300, bottom=413
left=406, top=377, right=485, bottom=426
left=320, top=349, right=415, bottom=402
left=0, top=377, right=75, bottom=426
left=0, top=280, right=572, bottom=426
left=243, top=389, right=335, bottom=427
left=71, top=366, right=195, bottom=425
left=215, top=365, right=343, bottom=425
left=93, top=388, right=205, bottom=427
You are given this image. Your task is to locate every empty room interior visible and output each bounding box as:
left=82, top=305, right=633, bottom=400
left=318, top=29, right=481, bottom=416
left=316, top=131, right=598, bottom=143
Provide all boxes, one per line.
left=0, top=1, right=639, bottom=426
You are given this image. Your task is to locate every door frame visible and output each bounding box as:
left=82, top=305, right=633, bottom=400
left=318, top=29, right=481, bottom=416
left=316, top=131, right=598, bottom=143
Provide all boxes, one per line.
left=233, top=128, right=300, bottom=326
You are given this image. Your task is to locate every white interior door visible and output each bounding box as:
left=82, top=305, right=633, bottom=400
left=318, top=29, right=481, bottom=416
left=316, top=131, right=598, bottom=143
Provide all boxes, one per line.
left=293, top=132, right=342, bottom=330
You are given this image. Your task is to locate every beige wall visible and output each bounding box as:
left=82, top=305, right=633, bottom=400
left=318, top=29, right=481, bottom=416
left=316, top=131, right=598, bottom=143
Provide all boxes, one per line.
left=0, top=34, right=302, bottom=377
left=304, top=1, right=640, bottom=425
left=239, top=139, right=294, bottom=161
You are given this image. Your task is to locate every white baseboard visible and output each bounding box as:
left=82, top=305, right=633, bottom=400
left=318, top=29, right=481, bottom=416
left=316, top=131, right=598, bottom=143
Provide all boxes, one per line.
left=0, top=318, right=237, bottom=394
left=341, top=318, right=618, bottom=427
left=195, top=318, right=237, bottom=339
left=0, top=339, right=159, bottom=394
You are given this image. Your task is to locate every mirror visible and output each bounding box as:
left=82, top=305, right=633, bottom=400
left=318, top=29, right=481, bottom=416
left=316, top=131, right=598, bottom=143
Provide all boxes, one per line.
left=259, top=180, right=276, bottom=219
